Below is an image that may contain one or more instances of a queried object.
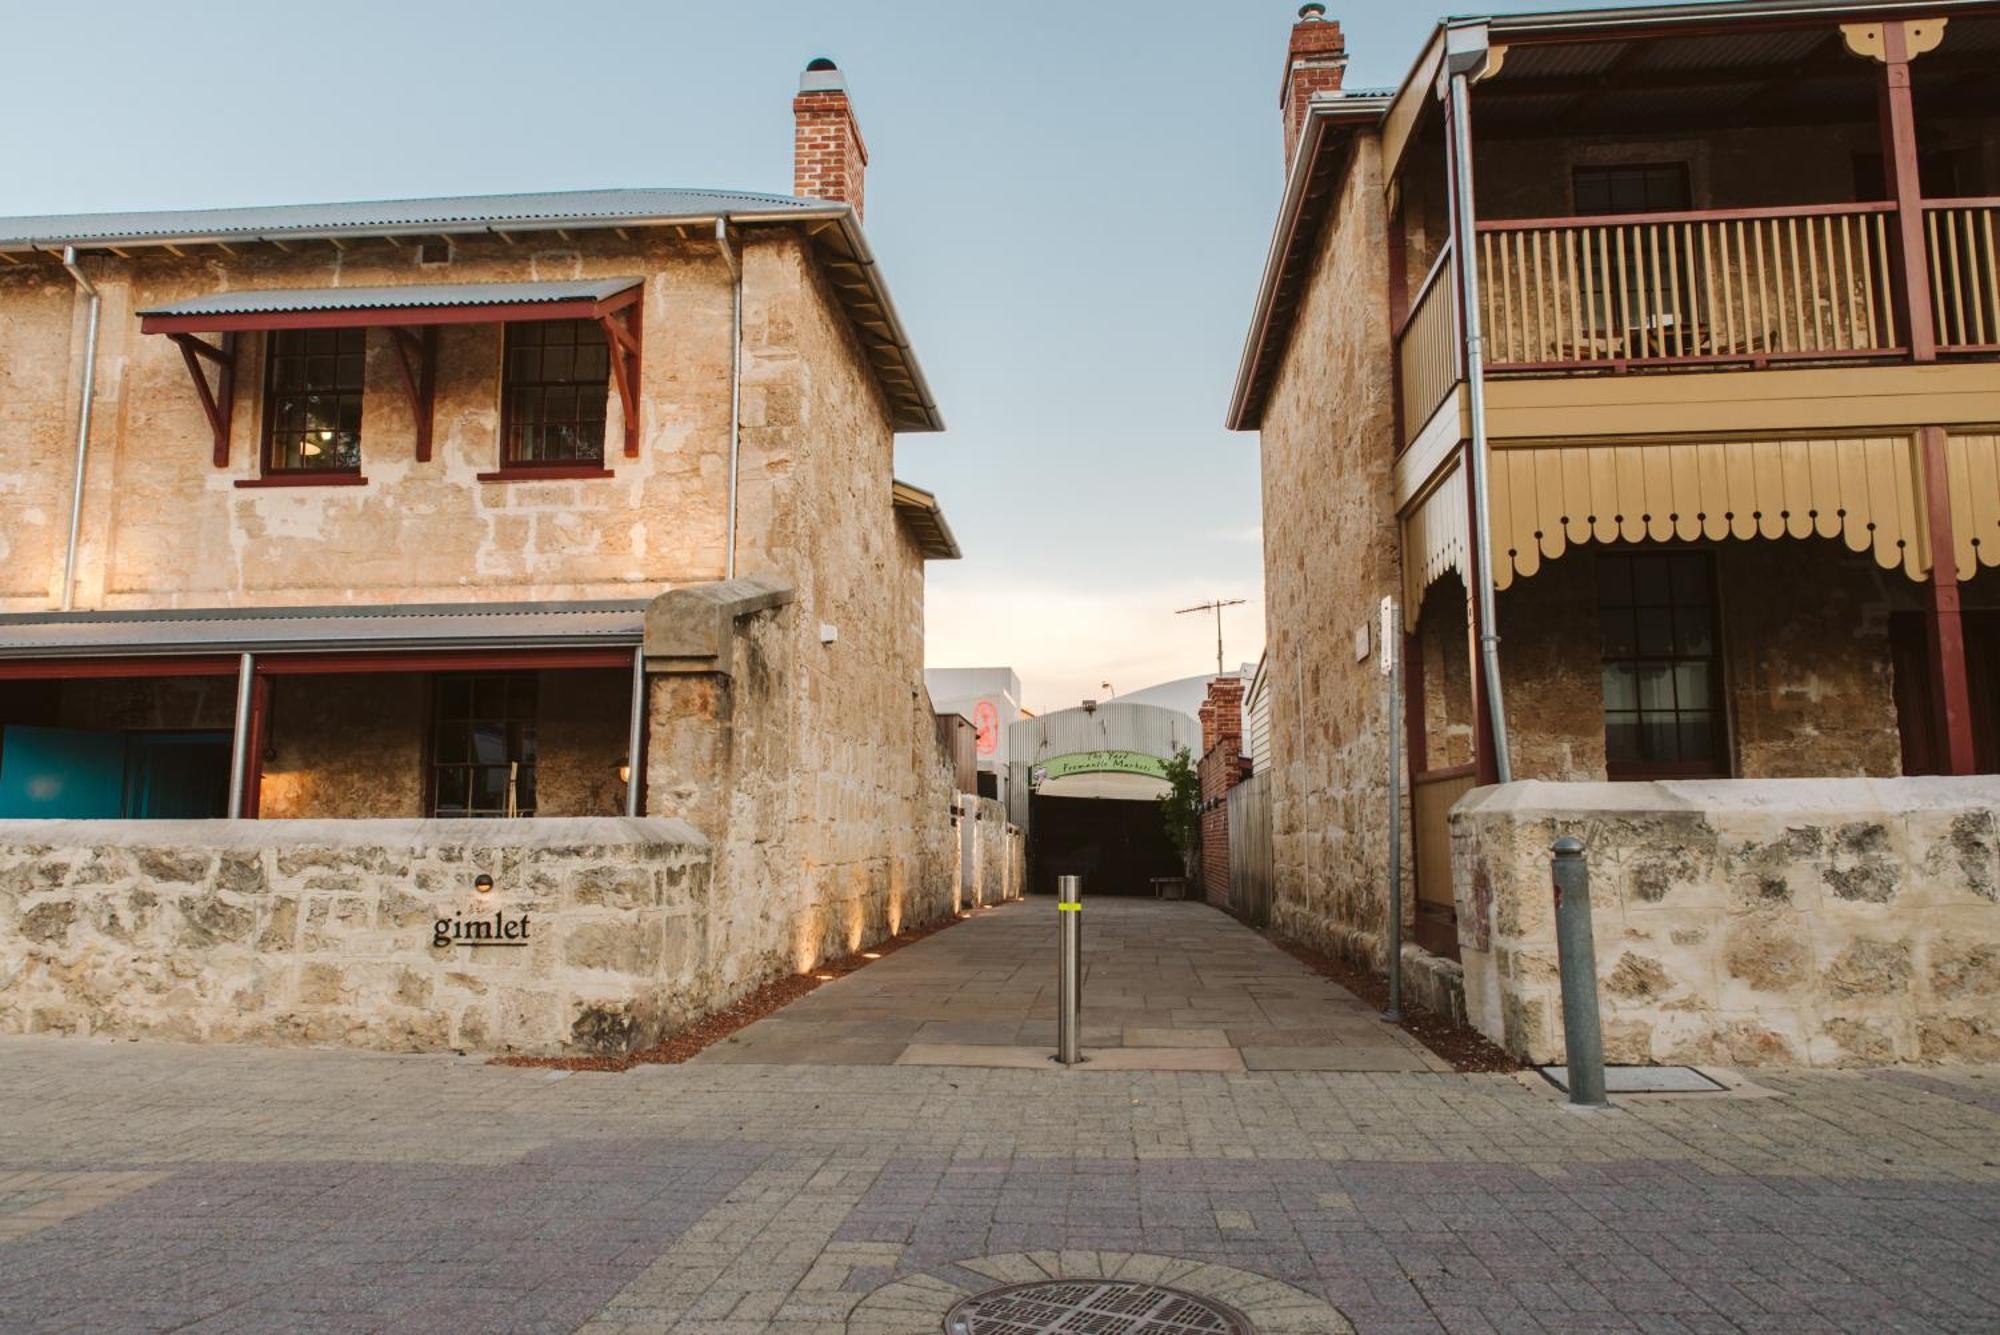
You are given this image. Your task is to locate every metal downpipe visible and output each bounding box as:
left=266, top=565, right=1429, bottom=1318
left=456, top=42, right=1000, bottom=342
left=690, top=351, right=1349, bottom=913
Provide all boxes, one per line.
left=714, top=218, right=744, bottom=581
left=623, top=646, right=646, bottom=818
left=59, top=246, right=101, bottom=612
left=226, top=652, right=256, bottom=819
left=1448, top=69, right=1514, bottom=784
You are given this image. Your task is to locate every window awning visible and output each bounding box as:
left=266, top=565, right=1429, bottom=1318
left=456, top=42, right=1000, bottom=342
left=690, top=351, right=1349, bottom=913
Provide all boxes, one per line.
left=0, top=599, right=649, bottom=677
left=136, top=277, right=643, bottom=334
left=137, top=278, right=645, bottom=464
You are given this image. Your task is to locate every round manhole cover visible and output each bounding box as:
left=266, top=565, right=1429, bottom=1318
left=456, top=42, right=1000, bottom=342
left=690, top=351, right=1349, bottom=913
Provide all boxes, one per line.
left=945, top=1279, right=1252, bottom=1334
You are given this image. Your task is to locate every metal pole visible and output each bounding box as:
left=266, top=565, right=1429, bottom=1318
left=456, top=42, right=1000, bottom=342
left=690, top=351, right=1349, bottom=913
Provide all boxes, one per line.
left=1382, top=611, right=1404, bottom=1024
left=1056, top=873, right=1083, bottom=1065
left=1550, top=836, right=1607, bottom=1108
left=623, top=646, right=646, bottom=818
left=1213, top=604, right=1225, bottom=677
left=1447, top=69, right=1513, bottom=784
left=226, top=652, right=256, bottom=819
left=59, top=247, right=101, bottom=613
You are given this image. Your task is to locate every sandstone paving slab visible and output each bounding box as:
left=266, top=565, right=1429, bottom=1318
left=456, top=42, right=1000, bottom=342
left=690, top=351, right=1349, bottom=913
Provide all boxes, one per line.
left=1124, top=1026, right=1233, bottom=1048
left=1240, top=1044, right=1446, bottom=1073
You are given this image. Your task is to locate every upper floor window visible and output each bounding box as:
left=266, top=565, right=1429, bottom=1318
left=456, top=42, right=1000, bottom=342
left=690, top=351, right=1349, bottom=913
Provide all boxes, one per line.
left=1573, top=163, right=1691, bottom=217
left=263, top=329, right=365, bottom=473
left=1599, top=550, right=1725, bottom=779
left=501, top=320, right=610, bottom=467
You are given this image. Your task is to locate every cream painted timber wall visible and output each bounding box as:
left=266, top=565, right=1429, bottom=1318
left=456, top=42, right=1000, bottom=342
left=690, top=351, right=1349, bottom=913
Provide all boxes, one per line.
left=0, top=228, right=864, bottom=610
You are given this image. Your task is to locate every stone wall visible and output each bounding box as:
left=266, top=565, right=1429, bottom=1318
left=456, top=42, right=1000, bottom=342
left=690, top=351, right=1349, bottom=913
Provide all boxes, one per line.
left=1451, top=778, right=2000, bottom=1066
left=641, top=249, right=958, bottom=1004
left=0, top=818, right=714, bottom=1056
left=1490, top=539, right=1916, bottom=783
left=1255, top=129, right=1414, bottom=970
left=956, top=795, right=1019, bottom=909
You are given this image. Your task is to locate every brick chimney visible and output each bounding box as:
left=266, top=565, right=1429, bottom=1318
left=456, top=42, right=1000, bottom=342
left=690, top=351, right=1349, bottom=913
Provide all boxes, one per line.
left=1282, top=3, right=1348, bottom=172
left=794, top=57, right=869, bottom=220
left=1200, top=676, right=1246, bottom=758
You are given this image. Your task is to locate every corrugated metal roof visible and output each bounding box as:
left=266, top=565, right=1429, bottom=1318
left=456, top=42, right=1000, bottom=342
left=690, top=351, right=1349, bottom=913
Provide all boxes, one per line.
left=0, top=186, right=944, bottom=432
left=138, top=277, right=642, bottom=319
left=0, top=188, right=822, bottom=250
left=0, top=600, right=648, bottom=658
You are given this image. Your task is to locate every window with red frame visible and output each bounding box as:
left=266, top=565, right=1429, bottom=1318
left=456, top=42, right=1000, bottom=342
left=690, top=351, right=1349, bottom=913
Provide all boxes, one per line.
left=501, top=319, right=611, bottom=467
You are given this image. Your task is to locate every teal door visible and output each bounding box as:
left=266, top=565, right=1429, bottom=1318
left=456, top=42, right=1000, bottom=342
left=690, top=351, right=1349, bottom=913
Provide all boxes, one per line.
left=0, top=725, right=128, bottom=818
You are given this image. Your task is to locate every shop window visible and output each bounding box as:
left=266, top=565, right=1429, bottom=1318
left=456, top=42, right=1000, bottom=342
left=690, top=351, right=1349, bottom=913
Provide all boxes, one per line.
left=501, top=320, right=610, bottom=467
left=430, top=674, right=537, bottom=817
left=1598, top=550, right=1726, bottom=778
left=263, top=328, right=366, bottom=473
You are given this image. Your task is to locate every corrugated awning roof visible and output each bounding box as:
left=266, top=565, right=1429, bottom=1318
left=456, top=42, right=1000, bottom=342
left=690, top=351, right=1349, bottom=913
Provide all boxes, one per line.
left=0, top=600, right=648, bottom=659
left=137, top=277, right=643, bottom=334
left=140, top=277, right=642, bottom=319
left=0, top=186, right=944, bottom=432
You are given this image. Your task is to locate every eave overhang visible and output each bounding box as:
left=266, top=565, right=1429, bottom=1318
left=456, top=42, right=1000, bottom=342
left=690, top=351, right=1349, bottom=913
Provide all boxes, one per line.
left=891, top=479, right=962, bottom=561
left=1225, top=95, right=1390, bottom=432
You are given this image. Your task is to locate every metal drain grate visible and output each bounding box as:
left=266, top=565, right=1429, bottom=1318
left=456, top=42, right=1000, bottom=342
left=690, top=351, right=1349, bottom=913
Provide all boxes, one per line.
left=946, top=1279, right=1252, bottom=1334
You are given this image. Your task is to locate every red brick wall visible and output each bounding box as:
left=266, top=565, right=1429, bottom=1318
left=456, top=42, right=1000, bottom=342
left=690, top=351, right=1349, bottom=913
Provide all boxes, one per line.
left=794, top=87, right=869, bottom=220
left=1197, top=677, right=1248, bottom=908
left=1281, top=11, right=1347, bottom=171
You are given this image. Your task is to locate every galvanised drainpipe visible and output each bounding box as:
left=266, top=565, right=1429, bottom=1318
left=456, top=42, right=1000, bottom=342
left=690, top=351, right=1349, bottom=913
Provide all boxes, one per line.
left=1443, top=23, right=1513, bottom=783
left=714, top=218, right=744, bottom=581
left=58, top=246, right=101, bottom=612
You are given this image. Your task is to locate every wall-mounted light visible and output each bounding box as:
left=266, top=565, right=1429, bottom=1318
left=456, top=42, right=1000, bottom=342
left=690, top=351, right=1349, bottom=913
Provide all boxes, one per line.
left=617, top=757, right=632, bottom=786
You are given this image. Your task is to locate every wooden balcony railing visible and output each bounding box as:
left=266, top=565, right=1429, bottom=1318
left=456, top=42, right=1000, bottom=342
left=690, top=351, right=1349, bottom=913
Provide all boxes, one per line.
left=1477, top=203, right=1903, bottom=371
left=1398, top=245, right=1460, bottom=441
left=1926, top=199, right=2000, bottom=353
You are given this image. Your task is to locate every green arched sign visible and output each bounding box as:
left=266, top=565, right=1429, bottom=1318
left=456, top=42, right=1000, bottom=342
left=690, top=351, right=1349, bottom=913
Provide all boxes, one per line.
left=1029, top=750, right=1170, bottom=789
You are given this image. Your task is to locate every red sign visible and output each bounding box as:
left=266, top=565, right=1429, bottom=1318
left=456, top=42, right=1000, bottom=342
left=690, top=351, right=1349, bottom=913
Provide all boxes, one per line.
left=973, top=700, right=1001, bottom=756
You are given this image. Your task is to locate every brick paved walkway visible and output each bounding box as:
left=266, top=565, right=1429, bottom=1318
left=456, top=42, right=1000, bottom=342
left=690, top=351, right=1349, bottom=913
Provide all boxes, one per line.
left=694, top=899, right=1448, bottom=1073
left=0, top=1017, right=1995, bottom=1331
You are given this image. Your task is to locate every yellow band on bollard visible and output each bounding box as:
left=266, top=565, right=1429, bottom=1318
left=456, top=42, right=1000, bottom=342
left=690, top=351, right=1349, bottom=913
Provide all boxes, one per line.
left=1057, top=902, right=1082, bottom=911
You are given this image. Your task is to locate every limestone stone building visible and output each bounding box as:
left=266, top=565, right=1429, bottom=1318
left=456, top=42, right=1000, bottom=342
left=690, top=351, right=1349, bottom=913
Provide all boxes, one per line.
left=0, top=60, right=970, bottom=1052
left=1230, top=2, right=2000, bottom=1065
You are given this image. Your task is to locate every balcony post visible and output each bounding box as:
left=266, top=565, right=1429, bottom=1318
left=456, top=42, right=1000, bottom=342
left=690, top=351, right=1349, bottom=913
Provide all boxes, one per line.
left=1919, top=426, right=1976, bottom=775
left=1848, top=18, right=1942, bottom=362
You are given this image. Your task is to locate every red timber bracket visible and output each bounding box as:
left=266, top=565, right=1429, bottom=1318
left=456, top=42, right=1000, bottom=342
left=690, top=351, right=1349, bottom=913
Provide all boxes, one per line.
left=597, top=288, right=643, bottom=458
left=166, top=332, right=238, bottom=467
left=387, top=326, right=439, bottom=462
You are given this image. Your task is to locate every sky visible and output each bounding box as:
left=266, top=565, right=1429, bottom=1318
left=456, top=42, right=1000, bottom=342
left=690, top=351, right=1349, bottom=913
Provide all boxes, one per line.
left=0, top=0, right=1661, bottom=716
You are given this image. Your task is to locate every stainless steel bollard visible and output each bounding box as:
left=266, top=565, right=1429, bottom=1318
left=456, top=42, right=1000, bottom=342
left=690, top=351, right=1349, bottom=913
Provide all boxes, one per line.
left=1056, top=874, right=1083, bottom=1066
left=1550, top=836, right=1607, bottom=1108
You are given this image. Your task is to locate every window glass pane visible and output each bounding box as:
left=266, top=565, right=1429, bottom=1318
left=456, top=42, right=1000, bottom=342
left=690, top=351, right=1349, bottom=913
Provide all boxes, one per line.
left=434, top=720, right=469, bottom=763
left=471, top=766, right=508, bottom=813
left=473, top=678, right=506, bottom=719
left=1602, top=665, right=1637, bottom=711
left=1674, top=661, right=1711, bottom=711
left=1598, top=550, right=1723, bottom=775
left=1678, top=713, right=1715, bottom=762
left=514, top=768, right=537, bottom=815
left=500, top=319, right=613, bottom=467
left=434, top=767, right=468, bottom=814
left=1636, top=608, right=1675, bottom=656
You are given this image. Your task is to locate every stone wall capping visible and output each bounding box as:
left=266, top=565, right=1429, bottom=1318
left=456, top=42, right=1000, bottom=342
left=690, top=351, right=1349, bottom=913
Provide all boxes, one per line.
left=643, top=574, right=797, bottom=677
left=0, top=816, right=707, bottom=854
